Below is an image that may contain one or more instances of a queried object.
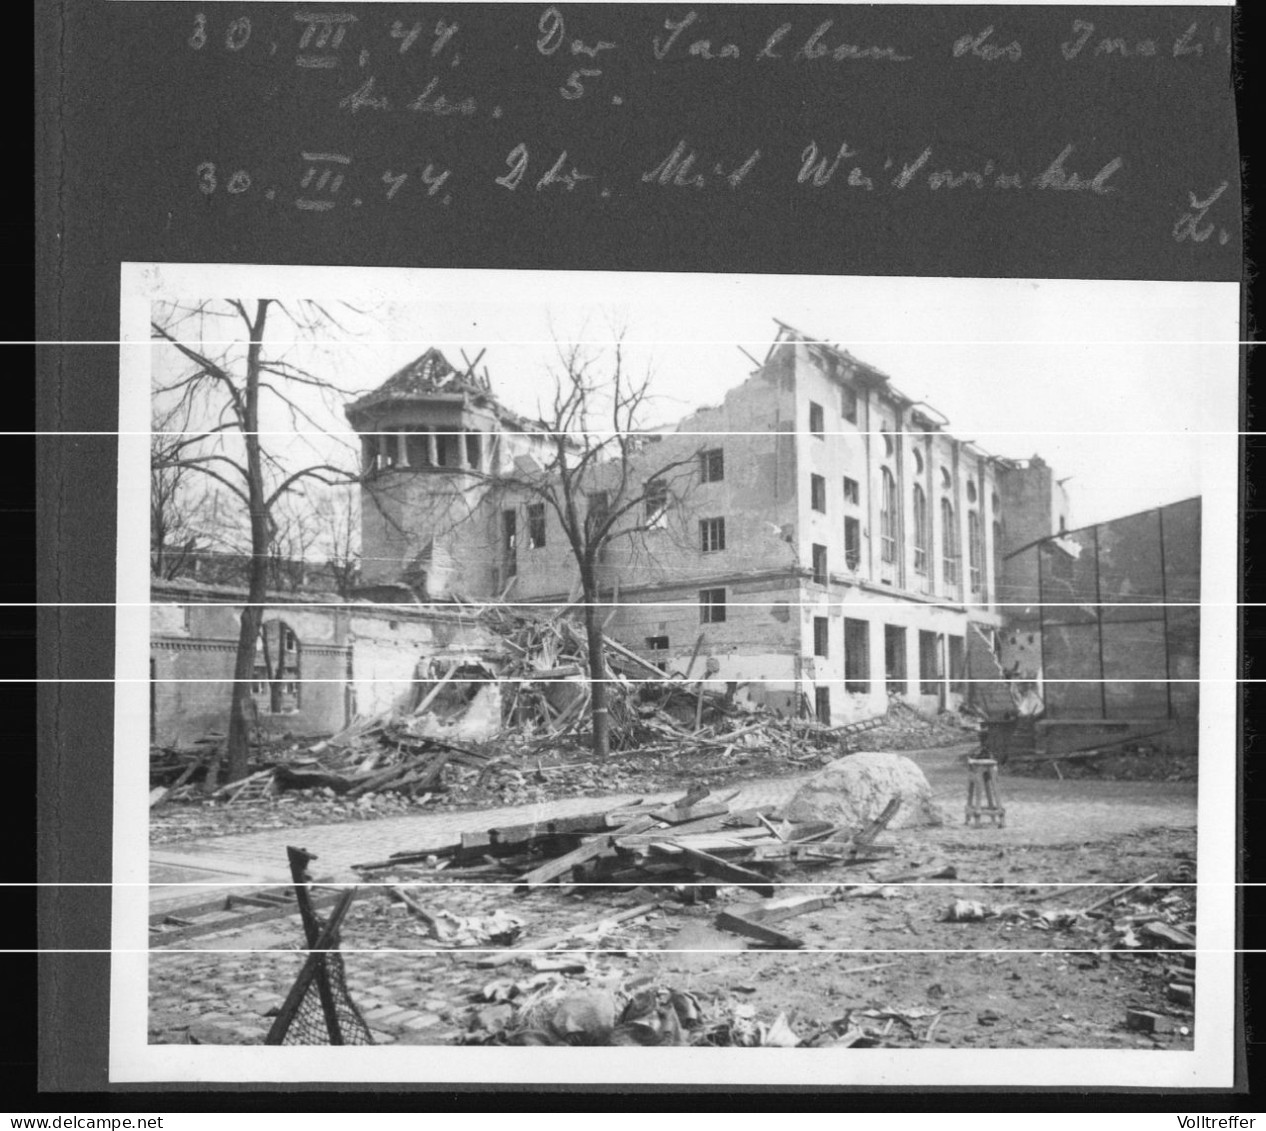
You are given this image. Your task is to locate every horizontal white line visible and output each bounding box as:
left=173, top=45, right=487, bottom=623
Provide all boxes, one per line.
left=60, top=947, right=1224, bottom=956
left=44, top=677, right=1215, bottom=683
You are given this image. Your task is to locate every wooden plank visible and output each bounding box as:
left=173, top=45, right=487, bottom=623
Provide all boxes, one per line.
left=657, top=844, right=774, bottom=896
left=1140, top=921, right=1196, bottom=949
left=648, top=801, right=732, bottom=825
left=714, top=911, right=804, bottom=949
left=1077, top=873, right=1161, bottom=916
left=746, top=893, right=837, bottom=925
left=516, top=816, right=657, bottom=887
left=855, top=797, right=903, bottom=846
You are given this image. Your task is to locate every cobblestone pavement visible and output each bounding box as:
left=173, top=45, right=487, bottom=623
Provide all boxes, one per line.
left=148, top=744, right=1198, bottom=1047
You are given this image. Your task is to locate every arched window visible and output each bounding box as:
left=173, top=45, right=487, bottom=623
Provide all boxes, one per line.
left=880, top=467, right=898, bottom=564
left=992, top=519, right=1004, bottom=600
left=968, top=511, right=983, bottom=594
left=252, top=619, right=301, bottom=714
left=941, top=499, right=960, bottom=587
left=912, top=485, right=930, bottom=575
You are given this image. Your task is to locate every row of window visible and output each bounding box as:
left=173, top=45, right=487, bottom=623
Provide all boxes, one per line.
left=810, top=470, right=996, bottom=593
left=809, top=618, right=963, bottom=693
left=659, top=601, right=968, bottom=706
left=501, top=449, right=728, bottom=558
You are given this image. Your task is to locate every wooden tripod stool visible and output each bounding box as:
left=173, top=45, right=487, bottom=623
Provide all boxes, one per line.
left=965, top=758, right=1006, bottom=827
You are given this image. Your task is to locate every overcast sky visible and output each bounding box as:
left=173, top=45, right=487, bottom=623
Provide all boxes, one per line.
left=135, top=265, right=1239, bottom=529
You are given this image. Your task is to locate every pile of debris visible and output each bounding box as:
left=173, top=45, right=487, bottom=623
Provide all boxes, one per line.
left=150, top=607, right=978, bottom=814
left=354, top=786, right=910, bottom=949
left=455, top=976, right=882, bottom=1048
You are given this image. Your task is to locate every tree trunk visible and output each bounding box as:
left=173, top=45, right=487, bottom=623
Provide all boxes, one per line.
left=224, top=303, right=272, bottom=783
left=580, top=564, right=610, bottom=759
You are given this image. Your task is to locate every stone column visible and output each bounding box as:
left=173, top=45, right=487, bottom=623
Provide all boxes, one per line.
left=395, top=428, right=408, bottom=468
left=426, top=425, right=437, bottom=468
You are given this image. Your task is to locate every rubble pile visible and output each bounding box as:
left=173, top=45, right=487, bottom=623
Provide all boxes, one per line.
left=354, top=786, right=908, bottom=944
left=150, top=606, right=978, bottom=824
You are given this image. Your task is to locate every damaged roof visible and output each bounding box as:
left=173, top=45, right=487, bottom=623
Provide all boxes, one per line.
left=345, top=348, right=494, bottom=421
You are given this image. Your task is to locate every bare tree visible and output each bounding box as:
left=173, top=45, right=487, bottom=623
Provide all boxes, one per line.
left=312, top=484, right=362, bottom=597
left=151, top=299, right=362, bottom=782
left=481, top=338, right=702, bottom=758
left=150, top=400, right=206, bottom=579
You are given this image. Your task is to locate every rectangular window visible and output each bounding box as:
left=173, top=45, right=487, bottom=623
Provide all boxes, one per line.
left=841, top=385, right=858, bottom=424
left=880, top=468, right=898, bottom=565
left=814, top=686, right=831, bottom=725
left=913, top=487, right=930, bottom=576
left=645, top=479, right=669, bottom=528
left=968, top=512, right=984, bottom=595
left=993, top=520, right=1004, bottom=600
left=844, top=618, right=870, bottom=693
left=527, top=503, right=547, bottom=549
left=809, top=401, right=825, bottom=437
left=942, top=499, right=960, bottom=587
left=810, top=474, right=826, bottom=513
left=700, top=587, right=727, bottom=624
left=700, top=448, right=725, bottom=483
left=843, top=477, right=859, bottom=505
left=884, top=624, right=908, bottom=694
left=813, top=616, right=829, bottom=658
left=646, top=635, right=669, bottom=651
left=919, top=630, right=942, bottom=695
left=948, top=635, right=966, bottom=694
left=811, top=543, right=828, bottom=585
left=844, top=517, right=862, bottom=570
left=700, top=517, right=726, bottom=553
left=586, top=491, right=609, bottom=531
left=502, top=509, right=518, bottom=577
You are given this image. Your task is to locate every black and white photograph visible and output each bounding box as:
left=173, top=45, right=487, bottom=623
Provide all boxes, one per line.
left=109, top=264, right=1237, bottom=1086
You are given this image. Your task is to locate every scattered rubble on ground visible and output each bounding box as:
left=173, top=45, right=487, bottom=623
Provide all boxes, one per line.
left=148, top=820, right=1199, bottom=1050
left=150, top=606, right=978, bottom=843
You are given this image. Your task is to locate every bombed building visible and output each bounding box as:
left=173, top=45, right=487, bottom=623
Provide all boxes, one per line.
left=150, top=321, right=1200, bottom=755
left=348, top=324, right=1079, bottom=728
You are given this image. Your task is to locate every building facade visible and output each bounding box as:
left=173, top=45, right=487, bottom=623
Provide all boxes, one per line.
left=348, top=324, right=1069, bottom=726
left=150, top=580, right=500, bottom=746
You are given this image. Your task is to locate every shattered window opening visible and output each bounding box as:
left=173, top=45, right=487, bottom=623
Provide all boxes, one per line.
left=700, top=448, right=725, bottom=483
left=843, top=476, right=859, bottom=506
left=844, top=517, right=862, bottom=571
left=813, top=616, right=829, bottom=658
left=810, top=474, right=827, bottom=513
left=840, top=384, right=858, bottom=424
left=809, top=401, right=825, bottom=438
left=844, top=617, right=870, bottom=693
left=814, top=685, right=831, bottom=725
left=811, top=543, right=828, bottom=585
left=885, top=624, right=908, bottom=694
left=527, top=503, right=546, bottom=550
left=645, top=479, right=669, bottom=529
left=700, top=517, right=726, bottom=553
left=918, top=629, right=942, bottom=694
left=252, top=619, right=301, bottom=714
left=699, top=587, right=727, bottom=624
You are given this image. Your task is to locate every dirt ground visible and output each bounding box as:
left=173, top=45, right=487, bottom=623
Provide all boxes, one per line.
left=148, top=822, right=1197, bottom=1050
